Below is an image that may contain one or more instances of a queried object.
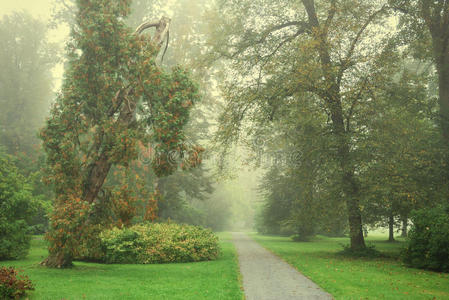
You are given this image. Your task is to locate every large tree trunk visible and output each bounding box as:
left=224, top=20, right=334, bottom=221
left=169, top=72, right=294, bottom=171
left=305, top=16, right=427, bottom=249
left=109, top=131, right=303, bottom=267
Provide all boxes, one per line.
left=344, top=171, right=366, bottom=249
left=388, top=213, right=395, bottom=242
left=42, top=17, right=171, bottom=268
left=41, top=252, right=73, bottom=268
left=329, top=98, right=365, bottom=250
left=330, top=102, right=365, bottom=250
left=302, top=0, right=366, bottom=250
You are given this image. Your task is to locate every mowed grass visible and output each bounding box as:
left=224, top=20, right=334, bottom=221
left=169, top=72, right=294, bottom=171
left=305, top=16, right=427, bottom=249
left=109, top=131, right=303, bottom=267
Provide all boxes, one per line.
left=0, top=232, right=243, bottom=300
left=251, top=233, right=449, bottom=300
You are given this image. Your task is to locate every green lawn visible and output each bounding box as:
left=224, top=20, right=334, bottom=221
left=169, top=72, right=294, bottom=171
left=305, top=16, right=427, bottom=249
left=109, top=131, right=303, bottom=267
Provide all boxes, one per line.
left=0, top=233, right=243, bottom=300
left=251, top=233, right=449, bottom=300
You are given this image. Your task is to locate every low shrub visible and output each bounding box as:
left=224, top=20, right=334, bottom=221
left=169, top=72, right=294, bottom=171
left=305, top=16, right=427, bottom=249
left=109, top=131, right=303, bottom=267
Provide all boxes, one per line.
left=339, top=243, right=382, bottom=258
left=100, top=223, right=220, bottom=264
left=402, top=206, right=449, bottom=272
left=0, top=267, right=34, bottom=299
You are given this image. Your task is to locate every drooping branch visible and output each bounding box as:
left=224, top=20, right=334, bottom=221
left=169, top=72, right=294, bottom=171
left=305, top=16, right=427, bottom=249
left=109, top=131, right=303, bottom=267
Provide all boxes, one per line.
left=134, top=21, right=159, bottom=34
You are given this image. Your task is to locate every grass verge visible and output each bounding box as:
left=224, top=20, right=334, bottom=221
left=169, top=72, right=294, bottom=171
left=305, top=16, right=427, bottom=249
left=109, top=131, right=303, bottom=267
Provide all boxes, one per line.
left=250, top=233, right=449, bottom=300
left=0, top=232, right=243, bottom=300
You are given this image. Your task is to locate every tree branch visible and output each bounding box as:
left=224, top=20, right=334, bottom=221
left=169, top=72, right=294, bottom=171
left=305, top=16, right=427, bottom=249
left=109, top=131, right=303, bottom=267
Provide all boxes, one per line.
left=134, top=21, right=159, bottom=34
left=324, top=0, right=337, bottom=32
left=260, top=28, right=307, bottom=62
left=338, top=6, right=388, bottom=85
left=345, top=76, right=369, bottom=132
left=228, top=21, right=309, bottom=59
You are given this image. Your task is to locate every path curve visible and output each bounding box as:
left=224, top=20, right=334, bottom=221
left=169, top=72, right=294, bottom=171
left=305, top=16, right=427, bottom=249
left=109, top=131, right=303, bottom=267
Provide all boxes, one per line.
left=232, top=232, right=333, bottom=300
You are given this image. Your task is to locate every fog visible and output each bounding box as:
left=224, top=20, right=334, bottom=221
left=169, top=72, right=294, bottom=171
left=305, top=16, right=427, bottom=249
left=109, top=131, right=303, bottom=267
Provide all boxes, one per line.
left=1, top=0, right=448, bottom=241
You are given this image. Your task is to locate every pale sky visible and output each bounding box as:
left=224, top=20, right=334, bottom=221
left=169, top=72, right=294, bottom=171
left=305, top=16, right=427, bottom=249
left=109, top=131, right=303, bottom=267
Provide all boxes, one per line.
left=0, top=0, right=70, bottom=90
left=0, top=0, right=54, bottom=19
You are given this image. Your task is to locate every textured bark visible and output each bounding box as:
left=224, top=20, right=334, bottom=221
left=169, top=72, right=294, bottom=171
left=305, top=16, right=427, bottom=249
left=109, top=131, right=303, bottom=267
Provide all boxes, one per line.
left=41, top=251, right=73, bottom=268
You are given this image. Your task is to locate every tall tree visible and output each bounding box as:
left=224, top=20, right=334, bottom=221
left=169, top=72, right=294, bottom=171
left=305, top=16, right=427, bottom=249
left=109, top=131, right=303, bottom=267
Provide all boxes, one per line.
left=40, top=0, right=201, bottom=267
left=52, top=0, right=221, bottom=227
left=209, top=0, right=394, bottom=250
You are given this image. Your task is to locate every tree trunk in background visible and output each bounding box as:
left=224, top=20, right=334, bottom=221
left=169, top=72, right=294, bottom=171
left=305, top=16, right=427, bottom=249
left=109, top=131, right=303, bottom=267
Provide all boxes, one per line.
left=388, top=214, right=395, bottom=242
left=401, top=216, right=408, bottom=237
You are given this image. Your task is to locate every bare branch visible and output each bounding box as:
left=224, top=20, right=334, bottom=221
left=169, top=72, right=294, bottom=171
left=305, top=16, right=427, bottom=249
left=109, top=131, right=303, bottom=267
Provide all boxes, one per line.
left=338, top=6, right=388, bottom=85
left=256, top=21, right=308, bottom=44
left=261, top=28, right=307, bottom=62
left=134, top=21, right=159, bottom=34
left=302, top=0, right=320, bottom=27
left=345, top=75, right=371, bottom=132
left=227, top=21, right=309, bottom=59
left=324, top=0, right=337, bottom=32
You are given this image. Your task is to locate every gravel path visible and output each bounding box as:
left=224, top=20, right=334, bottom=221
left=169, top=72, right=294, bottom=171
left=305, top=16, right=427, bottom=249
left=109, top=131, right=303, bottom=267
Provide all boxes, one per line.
left=232, top=232, right=333, bottom=300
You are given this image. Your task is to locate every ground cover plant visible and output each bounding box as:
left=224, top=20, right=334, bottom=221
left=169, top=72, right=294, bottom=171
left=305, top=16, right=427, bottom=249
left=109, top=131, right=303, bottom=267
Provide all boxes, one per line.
left=0, top=233, right=242, bottom=300
left=251, top=233, right=449, bottom=299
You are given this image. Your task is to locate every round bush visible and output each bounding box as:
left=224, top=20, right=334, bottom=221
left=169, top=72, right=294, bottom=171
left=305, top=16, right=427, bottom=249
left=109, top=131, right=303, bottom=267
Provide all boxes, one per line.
left=99, top=223, right=220, bottom=264
left=403, top=206, right=449, bottom=272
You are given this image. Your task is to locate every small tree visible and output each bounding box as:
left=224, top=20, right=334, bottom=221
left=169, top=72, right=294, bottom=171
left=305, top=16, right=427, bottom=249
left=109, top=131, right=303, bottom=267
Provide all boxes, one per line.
left=40, top=0, right=201, bottom=268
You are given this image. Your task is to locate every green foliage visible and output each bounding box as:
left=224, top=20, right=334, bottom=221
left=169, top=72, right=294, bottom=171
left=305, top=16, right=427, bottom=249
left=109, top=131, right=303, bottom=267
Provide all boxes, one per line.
left=100, top=223, right=220, bottom=264
left=52, top=0, right=221, bottom=234
left=0, top=12, right=55, bottom=239
left=0, top=152, right=34, bottom=260
left=403, top=206, right=449, bottom=272
left=39, top=0, right=201, bottom=265
left=0, top=267, right=34, bottom=299
left=359, top=66, right=449, bottom=231
left=0, top=234, right=243, bottom=299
